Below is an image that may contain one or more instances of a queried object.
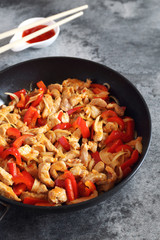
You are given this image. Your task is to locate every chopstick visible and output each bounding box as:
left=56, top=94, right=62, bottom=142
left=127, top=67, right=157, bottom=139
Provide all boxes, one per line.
left=0, top=5, right=88, bottom=40
left=0, top=11, right=84, bottom=54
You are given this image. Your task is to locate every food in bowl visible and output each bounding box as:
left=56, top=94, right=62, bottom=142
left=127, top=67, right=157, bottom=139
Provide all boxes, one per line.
left=0, top=78, right=142, bottom=206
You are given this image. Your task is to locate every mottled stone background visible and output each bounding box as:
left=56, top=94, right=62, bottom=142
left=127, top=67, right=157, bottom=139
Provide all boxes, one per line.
left=0, top=0, right=159, bottom=239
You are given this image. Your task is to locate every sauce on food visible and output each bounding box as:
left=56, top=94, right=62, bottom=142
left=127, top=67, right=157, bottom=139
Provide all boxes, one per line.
left=22, top=25, right=55, bottom=43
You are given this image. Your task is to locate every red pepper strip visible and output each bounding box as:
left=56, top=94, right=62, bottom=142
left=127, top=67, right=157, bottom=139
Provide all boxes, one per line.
left=107, top=117, right=125, bottom=131
left=23, top=106, right=38, bottom=126
left=58, top=111, right=63, bottom=121
left=23, top=197, right=48, bottom=205
left=6, top=127, right=21, bottom=139
left=85, top=181, right=96, bottom=192
left=78, top=181, right=92, bottom=197
left=72, top=116, right=90, bottom=138
left=122, top=167, right=132, bottom=178
left=115, top=144, right=133, bottom=153
left=10, top=89, right=27, bottom=100
left=53, top=123, right=72, bottom=131
left=13, top=134, right=31, bottom=148
left=121, top=150, right=139, bottom=170
left=7, top=162, right=17, bottom=177
left=2, top=147, right=21, bottom=165
left=122, top=118, right=135, bottom=142
left=55, top=179, right=65, bottom=188
left=0, top=146, right=4, bottom=157
left=58, top=136, right=70, bottom=151
left=24, top=95, right=30, bottom=108
left=64, top=171, right=78, bottom=199
left=36, top=81, right=47, bottom=93
left=67, top=106, right=82, bottom=115
left=35, top=202, right=55, bottom=206
left=91, top=151, right=102, bottom=164
left=90, top=83, right=108, bottom=91
left=16, top=93, right=26, bottom=108
left=101, top=110, right=118, bottom=119
left=37, top=117, right=47, bottom=127
left=13, top=170, right=34, bottom=191
left=107, top=139, right=123, bottom=153
left=28, top=110, right=39, bottom=128
left=65, top=178, right=75, bottom=202
left=31, top=93, right=43, bottom=107
left=105, top=130, right=123, bottom=145
left=13, top=183, right=27, bottom=196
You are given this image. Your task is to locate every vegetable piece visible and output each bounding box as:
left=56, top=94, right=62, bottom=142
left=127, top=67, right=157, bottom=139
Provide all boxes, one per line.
left=0, top=146, right=4, bottom=157
left=53, top=123, right=72, bottom=130
left=67, top=106, right=82, bottom=115
left=13, top=183, right=27, bottom=196
left=91, top=151, right=102, bottom=164
left=105, top=130, right=123, bottom=145
left=78, top=181, right=92, bottom=197
left=64, top=171, right=78, bottom=199
left=16, top=93, right=26, bottom=108
left=2, top=147, right=21, bottom=165
left=122, top=167, right=132, bottom=178
left=12, top=135, right=31, bottom=148
left=7, top=162, right=17, bottom=177
left=37, top=118, right=47, bottom=126
left=85, top=180, right=96, bottom=192
left=6, top=127, right=21, bottom=139
left=58, top=136, right=70, bottom=151
left=121, top=150, right=139, bottom=170
left=90, top=84, right=108, bottom=92
left=10, top=89, right=27, bottom=100
left=122, top=118, right=135, bottom=142
left=72, top=116, right=90, bottom=138
left=13, top=170, right=34, bottom=191
left=28, top=110, right=39, bottom=128
left=23, top=106, right=38, bottom=127
left=115, top=144, right=133, bottom=153
left=55, top=179, right=65, bottom=188
left=101, top=110, right=118, bottom=119
left=23, top=197, right=48, bottom=205
left=107, top=139, right=123, bottom=153
left=58, top=111, right=63, bottom=121
left=36, top=81, right=47, bottom=93
left=107, top=117, right=125, bottom=130
left=31, top=93, right=43, bottom=107
left=65, top=178, right=75, bottom=202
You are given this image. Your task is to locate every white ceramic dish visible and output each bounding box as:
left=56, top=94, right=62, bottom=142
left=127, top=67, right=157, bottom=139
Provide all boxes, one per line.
left=10, top=17, right=60, bottom=52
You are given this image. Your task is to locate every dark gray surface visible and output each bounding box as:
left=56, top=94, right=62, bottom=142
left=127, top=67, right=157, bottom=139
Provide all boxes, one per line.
left=0, top=0, right=159, bottom=239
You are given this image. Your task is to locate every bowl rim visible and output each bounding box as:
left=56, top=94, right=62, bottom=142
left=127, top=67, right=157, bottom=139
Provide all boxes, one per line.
left=0, top=56, right=152, bottom=212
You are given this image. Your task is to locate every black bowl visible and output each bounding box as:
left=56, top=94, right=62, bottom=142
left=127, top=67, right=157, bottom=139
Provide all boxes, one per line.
left=0, top=57, right=151, bottom=212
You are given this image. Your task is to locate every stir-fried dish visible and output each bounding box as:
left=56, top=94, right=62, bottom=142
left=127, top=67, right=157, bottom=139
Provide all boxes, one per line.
left=0, top=79, right=142, bottom=206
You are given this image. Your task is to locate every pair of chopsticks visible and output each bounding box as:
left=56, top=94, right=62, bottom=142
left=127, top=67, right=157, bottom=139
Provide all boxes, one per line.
left=0, top=4, right=88, bottom=54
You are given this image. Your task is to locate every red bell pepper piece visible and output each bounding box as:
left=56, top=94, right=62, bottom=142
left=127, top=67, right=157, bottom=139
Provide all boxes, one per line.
left=12, top=134, right=31, bottom=148
left=37, top=117, right=47, bottom=127
left=122, top=167, right=132, bottom=178
left=122, top=118, right=135, bottom=142
left=91, top=151, right=102, bottom=164
left=65, top=178, right=75, bottom=202
left=85, top=180, right=96, bottom=192
left=90, top=83, right=108, bottom=92
left=23, top=197, right=48, bottom=205
left=6, top=127, right=21, bottom=139
left=7, top=162, right=17, bottom=177
left=13, top=183, right=27, bottom=196
left=31, top=93, right=43, bottom=107
left=2, top=147, right=21, bottom=165
left=67, top=106, right=82, bottom=115
left=107, top=117, right=125, bottom=130
left=23, top=106, right=38, bottom=127
left=121, top=150, right=139, bottom=170
left=28, top=110, right=39, bottom=128
left=36, top=81, right=47, bottom=93
left=105, top=130, right=123, bottom=145
left=64, top=171, right=78, bottom=199
left=13, top=170, right=34, bottom=191
left=78, top=181, right=92, bottom=197
left=115, top=144, right=133, bottom=152
left=58, top=136, right=70, bottom=151
left=101, top=110, right=118, bottom=119
left=58, top=111, right=63, bottom=121
left=0, top=146, right=4, bottom=157
left=55, top=179, right=65, bottom=188
left=53, top=123, right=72, bottom=131
left=10, top=89, right=27, bottom=100
left=107, top=139, right=123, bottom=153
left=16, top=93, right=26, bottom=108
left=72, top=116, right=90, bottom=138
